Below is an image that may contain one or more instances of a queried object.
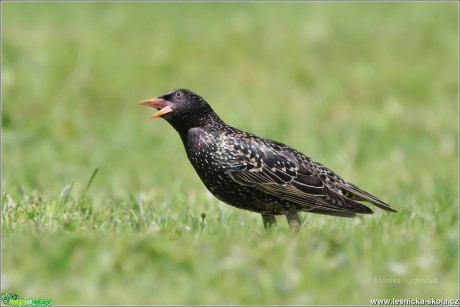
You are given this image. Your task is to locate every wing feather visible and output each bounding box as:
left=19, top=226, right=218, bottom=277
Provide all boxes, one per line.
left=224, top=138, right=374, bottom=214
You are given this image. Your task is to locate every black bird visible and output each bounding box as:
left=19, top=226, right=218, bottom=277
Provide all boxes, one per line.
left=140, top=89, right=397, bottom=230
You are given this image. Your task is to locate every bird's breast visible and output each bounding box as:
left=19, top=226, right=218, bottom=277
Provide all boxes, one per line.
left=185, top=130, right=245, bottom=194
left=185, top=128, right=226, bottom=181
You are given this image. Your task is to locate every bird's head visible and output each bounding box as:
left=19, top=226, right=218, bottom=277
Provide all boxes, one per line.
left=140, top=89, right=221, bottom=131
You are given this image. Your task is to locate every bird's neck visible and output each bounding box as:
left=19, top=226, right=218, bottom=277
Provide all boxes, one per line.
left=167, top=111, right=227, bottom=144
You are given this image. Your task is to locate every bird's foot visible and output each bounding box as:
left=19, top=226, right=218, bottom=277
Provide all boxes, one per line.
left=261, top=214, right=277, bottom=230
left=285, top=207, right=302, bottom=232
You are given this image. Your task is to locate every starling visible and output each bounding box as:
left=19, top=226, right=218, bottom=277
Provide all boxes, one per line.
left=140, top=89, right=397, bottom=230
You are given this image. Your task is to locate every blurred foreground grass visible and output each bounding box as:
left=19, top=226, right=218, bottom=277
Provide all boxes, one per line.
left=2, top=2, right=458, bottom=305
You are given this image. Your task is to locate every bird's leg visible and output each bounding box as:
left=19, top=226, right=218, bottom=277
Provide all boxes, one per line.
left=285, top=207, right=302, bottom=231
left=261, top=214, right=277, bottom=230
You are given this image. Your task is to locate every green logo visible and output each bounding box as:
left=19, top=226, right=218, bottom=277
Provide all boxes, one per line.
left=1, top=291, right=52, bottom=306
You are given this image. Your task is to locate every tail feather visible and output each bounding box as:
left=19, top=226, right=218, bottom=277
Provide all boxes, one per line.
left=341, top=182, right=397, bottom=212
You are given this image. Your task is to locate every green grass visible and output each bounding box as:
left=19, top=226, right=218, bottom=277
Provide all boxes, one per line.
left=2, top=2, right=458, bottom=305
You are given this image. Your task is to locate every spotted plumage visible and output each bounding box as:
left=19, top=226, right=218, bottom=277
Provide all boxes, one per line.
left=140, top=89, right=397, bottom=230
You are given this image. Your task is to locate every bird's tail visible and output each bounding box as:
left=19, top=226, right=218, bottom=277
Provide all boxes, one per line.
left=341, top=182, right=397, bottom=212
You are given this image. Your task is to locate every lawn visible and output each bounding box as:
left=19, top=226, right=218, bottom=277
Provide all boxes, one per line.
left=2, top=2, right=458, bottom=305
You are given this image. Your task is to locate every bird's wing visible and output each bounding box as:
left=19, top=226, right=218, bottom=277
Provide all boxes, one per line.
left=293, top=153, right=397, bottom=212
left=221, top=138, right=373, bottom=214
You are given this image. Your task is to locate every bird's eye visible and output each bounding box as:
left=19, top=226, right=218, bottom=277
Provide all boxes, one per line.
left=174, top=91, right=184, bottom=101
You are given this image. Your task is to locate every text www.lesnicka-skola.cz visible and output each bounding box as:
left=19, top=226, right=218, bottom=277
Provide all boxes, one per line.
left=370, top=298, right=459, bottom=305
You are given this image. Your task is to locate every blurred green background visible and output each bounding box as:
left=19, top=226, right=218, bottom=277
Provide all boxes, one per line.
left=2, top=2, right=458, bottom=305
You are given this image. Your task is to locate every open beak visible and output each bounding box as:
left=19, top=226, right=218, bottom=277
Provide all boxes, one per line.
left=139, top=98, right=173, bottom=119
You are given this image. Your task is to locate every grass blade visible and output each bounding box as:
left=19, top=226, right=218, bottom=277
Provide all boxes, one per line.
left=80, top=168, right=99, bottom=199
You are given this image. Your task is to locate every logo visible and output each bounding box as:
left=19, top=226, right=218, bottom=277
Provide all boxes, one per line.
left=1, top=291, right=52, bottom=306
